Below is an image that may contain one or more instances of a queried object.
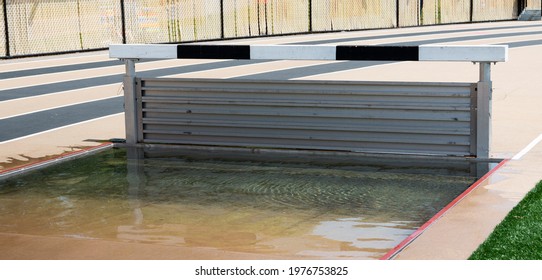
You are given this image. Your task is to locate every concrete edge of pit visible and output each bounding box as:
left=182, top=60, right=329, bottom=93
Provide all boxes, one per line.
left=380, top=158, right=510, bottom=260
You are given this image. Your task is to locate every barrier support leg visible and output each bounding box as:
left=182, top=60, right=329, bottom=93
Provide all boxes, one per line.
left=476, top=62, right=492, bottom=159
left=123, top=59, right=138, bottom=145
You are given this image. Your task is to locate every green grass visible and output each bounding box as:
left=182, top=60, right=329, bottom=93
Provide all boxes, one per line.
left=469, top=181, right=542, bottom=260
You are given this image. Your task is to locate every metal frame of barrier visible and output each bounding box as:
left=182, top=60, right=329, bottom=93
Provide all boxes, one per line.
left=110, top=43, right=507, bottom=160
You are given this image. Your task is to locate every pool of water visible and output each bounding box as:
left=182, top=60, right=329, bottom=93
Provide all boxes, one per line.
left=0, top=148, right=476, bottom=259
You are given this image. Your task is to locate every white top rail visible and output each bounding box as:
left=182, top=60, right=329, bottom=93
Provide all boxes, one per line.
left=110, top=44, right=508, bottom=63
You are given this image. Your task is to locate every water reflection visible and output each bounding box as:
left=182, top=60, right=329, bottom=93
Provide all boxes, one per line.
left=308, top=218, right=415, bottom=259
left=0, top=147, right=482, bottom=259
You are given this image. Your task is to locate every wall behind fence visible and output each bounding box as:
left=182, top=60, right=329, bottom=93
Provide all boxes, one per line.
left=312, top=0, right=396, bottom=30
left=0, top=0, right=539, bottom=58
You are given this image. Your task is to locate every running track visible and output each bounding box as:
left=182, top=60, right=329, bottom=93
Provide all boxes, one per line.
left=1, top=21, right=541, bottom=143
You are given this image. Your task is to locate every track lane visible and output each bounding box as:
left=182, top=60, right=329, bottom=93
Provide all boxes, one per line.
left=0, top=21, right=540, bottom=145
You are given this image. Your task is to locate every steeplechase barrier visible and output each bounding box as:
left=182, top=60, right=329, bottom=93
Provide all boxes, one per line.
left=110, top=44, right=507, bottom=160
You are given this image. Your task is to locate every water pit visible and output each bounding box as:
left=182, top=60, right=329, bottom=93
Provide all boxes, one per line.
left=0, top=147, right=480, bottom=259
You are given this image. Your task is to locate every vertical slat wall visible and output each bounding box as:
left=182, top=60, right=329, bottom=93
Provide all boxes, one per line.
left=418, top=0, right=471, bottom=25
left=222, top=0, right=309, bottom=37
left=137, top=78, right=477, bottom=157
left=124, top=0, right=222, bottom=43
left=7, top=0, right=80, bottom=55
left=473, top=0, right=519, bottom=21
left=439, top=0, right=471, bottom=23
left=527, top=0, right=541, bottom=8
left=5, top=0, right=123, bottom=56
left=77, top=0, right=124, bottom=49
left=312, top=0, right=396, bottom=31
left=398, top=0, right=420, bottom=27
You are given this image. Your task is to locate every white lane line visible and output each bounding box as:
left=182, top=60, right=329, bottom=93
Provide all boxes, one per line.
left=0, top=83, right=122, bottom=104
left=0, top=54, right=111, bottom=73
left=0, top=62, right=168, bottom=90
left=0, top=59, right=187, bottom=90
left=0, top=113, right=124, bottom=145
left=0, top=95, right=121, bottom=121
left=0, top=69, right=122, bottom=92
left=293, top=61, right=405, bottom=80
left=224, top=61, right=341, bottom=79
left=161, top=60, right=340, bottom=79
left=512, top=133, right=542, bottom=160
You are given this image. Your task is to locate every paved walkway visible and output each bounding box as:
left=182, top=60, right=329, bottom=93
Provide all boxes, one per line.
left=1, top=21, right=541, bottom=259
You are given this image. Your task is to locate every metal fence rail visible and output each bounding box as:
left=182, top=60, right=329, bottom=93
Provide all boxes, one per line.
left=1, top=0, right=540, bottom=58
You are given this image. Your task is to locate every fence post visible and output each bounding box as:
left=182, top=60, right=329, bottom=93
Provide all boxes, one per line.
left=308, top=0, right=312, bottom=32
left=396, top=0, right=400, bottom=27
left=220, top=0, right=224, bottom=38
left=476, top=62, right=492, bottom=159
left=517, top=0, right=526, bottom=17
left=418, top=0, right=422, bottom=25
left=2, top=0, right=10, bottom=57
left=470, top=0, right=474, bottom=22
left=120, top=0, right=127, bottom=44
left=123, top=59, right=138, bottom=145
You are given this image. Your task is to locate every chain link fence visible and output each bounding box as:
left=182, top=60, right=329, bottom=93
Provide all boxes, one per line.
left=1, top=0, right=540, bottom=58
left=3, top=0, right=124, bottom=57
left=124, top=0, right=221, bottom=44
left=473, top=0, right=518, bottom=21
left=529, top=0, right=542, bottom=8
left=222, top=0, right=309, bottom=38
left=313, top=0, right=396, bottom=30
left=428, top=0, right=471, bottom=24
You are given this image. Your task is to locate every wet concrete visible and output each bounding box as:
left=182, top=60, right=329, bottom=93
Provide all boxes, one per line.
left=0, top=114, right=124, bottom=171
left=394, top=144, right=542, bottom=259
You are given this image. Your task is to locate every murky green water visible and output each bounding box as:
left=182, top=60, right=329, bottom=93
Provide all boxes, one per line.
left=0, top=148, right=476, bottom=259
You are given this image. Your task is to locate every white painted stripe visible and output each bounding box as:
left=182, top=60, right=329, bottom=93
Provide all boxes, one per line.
left=0, top=71, right=121, bottom=91
left=0, top=59, right=190, bottom=91
left=251, top=45, right=336, bottom=60
left=0, top=95, right=120, bottom=121
left=0, top=53, right=110, bottom=73
left=293, top=61, right=405, bottom=80
left=0, top=68, right=123, bottom=91
left=109, top=44, right=178, bottom=59
left=512, top=133, right=542, bottom=160
left=0, top=113, right=124, bottom=145
left=161, top=60, right=339, bottom=79
left=222, top=61, right=340, bottom=79
left=0, top=84, right=121, bottom=104
left=419, top=44, right=508, bottom=62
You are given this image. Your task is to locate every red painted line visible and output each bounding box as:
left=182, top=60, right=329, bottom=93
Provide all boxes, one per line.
left=0, top=142, right=113, bottom=177
left=380, top=159, right=510, bottom=260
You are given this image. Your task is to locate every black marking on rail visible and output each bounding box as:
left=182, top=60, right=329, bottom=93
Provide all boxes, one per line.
left=336, top=46, right=419, bottom=61
left=177, top=45, right=251, bottom=59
